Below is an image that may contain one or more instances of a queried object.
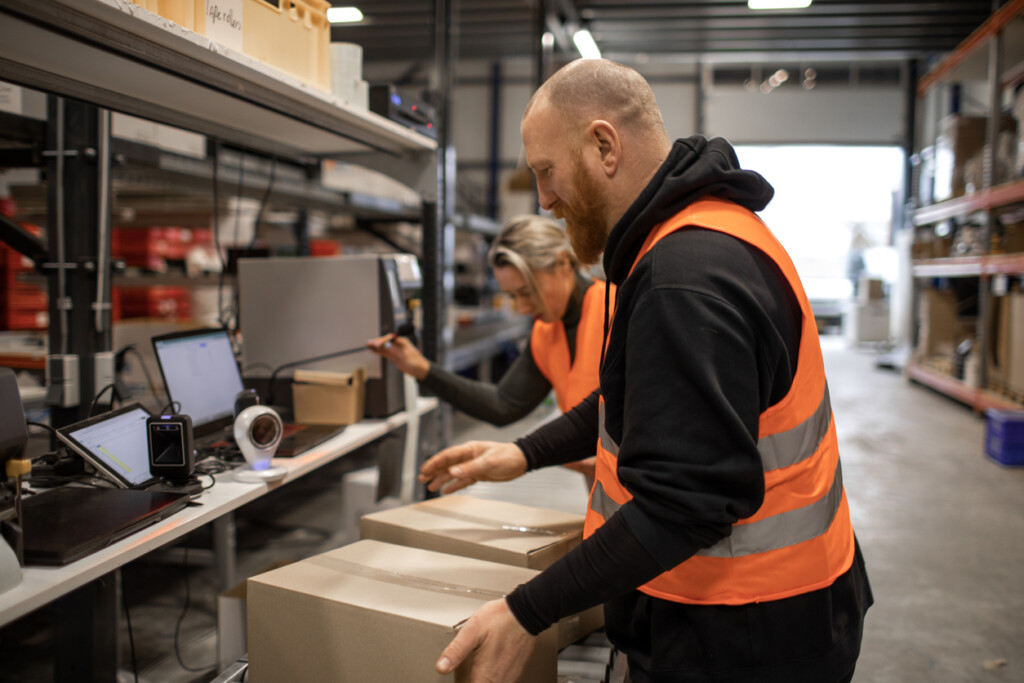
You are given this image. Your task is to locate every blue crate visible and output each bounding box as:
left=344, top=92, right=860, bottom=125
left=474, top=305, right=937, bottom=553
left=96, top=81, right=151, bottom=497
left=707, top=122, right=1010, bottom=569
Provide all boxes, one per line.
left=986, top=410, right=1024, bottom=442
left=985, top=410, right=1024, bottom=466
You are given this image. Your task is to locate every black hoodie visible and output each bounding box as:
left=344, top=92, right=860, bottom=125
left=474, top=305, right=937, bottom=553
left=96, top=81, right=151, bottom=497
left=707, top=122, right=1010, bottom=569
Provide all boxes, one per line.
left=507, top=136, right=871, bottom=682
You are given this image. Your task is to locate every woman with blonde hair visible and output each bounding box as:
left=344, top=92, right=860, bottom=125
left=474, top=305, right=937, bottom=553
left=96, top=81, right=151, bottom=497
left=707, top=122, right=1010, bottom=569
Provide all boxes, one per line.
left=368, top=214, right=612, bottom=478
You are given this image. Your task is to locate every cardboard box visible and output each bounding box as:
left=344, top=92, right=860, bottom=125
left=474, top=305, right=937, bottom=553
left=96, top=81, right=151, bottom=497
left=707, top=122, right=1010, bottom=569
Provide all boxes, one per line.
left=857, top=276, right=885, bottom=305
left=361, top=495, right=604, bottom=647
left=291, top=366, right=366, bottom=425
left=916, top=288, right=971, bottom=360
left=217, top=559, right=296, bottom=671
left=1006, top=292, right=1024, bottom=395
left=246, top=539, right=558, bottom=682
left=846, top=300, right=890, bottom=344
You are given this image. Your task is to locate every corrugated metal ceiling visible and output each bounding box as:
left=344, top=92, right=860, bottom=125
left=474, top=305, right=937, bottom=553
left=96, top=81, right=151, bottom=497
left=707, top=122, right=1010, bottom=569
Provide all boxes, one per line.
left=330, top=0, right=995, bottom=65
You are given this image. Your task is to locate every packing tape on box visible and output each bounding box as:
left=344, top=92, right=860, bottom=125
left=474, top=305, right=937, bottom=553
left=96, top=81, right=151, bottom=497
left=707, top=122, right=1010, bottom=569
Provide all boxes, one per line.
left=412, top=504, right=582, bottom=538
left=308, top=555, right=508, bottom=601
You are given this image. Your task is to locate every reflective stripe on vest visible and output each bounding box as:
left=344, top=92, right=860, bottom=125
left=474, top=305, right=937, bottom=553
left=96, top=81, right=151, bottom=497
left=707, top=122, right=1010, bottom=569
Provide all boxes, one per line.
left=584, top=197, right=855, bottom=606
left=531, top=280, right=611, bottom=413
left=593, top=398, right=844, bottom=559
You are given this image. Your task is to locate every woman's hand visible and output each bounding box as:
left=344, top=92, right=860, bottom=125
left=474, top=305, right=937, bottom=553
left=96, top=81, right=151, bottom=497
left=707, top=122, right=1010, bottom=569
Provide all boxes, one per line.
left=366, top=334, right=430, bottom=380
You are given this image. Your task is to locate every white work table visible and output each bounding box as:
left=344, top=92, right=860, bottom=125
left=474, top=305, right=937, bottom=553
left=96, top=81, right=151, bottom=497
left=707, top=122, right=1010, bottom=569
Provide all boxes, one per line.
left=0, top=396, right=438, bottom=628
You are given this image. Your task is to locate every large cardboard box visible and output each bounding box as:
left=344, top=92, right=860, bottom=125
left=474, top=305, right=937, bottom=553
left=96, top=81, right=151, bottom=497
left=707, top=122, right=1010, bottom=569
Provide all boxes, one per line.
left=1007, top=292, right=1024, bottom=395
left=361, top=495, right=604, bottom=647
left=291, top=366, right=366, bottom=425
left=247, top=539, right=558, bottom=682
left=916, top=288, right=971, bottom=360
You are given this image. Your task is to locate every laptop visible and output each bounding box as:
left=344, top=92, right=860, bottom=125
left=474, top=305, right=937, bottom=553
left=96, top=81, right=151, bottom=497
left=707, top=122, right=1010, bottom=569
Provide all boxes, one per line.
left=56, top=403, right=161, bottom=489
left=20, top=485, right=189, bottom=566
left=151, top=327, right=343, bottom=457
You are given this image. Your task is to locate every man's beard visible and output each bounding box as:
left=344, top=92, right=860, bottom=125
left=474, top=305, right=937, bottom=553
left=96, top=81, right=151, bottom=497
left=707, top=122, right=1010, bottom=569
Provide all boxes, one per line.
left=556, top=158, right=609, bottom=266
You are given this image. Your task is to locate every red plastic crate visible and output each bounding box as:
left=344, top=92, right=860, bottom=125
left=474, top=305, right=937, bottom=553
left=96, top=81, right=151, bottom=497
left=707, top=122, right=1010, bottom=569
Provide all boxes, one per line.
left=116, top=285, right=193, bottom=321
left=310, top=239, right=341, bottom=257
left=1, top=307, right=48, bottom=330
left=113, top=227, right=213, bottom=271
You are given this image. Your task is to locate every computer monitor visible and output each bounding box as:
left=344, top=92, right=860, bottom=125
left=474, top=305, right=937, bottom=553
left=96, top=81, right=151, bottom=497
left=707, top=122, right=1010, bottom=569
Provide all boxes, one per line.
left=151, top=328, right=245, bottom=438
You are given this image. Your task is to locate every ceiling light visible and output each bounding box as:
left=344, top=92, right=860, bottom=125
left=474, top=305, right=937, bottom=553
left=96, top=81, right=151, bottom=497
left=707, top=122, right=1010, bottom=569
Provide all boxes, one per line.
left=748, top=0, right=812, bottom=9
left=542, top=32, right=555, bottom=49
left=327, top=6, right=363, bottom=23
left=573, top=29, right=601, bottom=60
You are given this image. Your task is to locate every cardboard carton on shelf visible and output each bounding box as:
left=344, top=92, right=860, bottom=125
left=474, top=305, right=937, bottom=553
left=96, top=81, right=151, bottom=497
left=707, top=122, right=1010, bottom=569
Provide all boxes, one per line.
left=291, top=366, right=366, bottom=425
left=360, top=494, right=604, bottom=648
left=246, top=539, right=559, bottom=682
left=915, top=288, right=972, bottom=361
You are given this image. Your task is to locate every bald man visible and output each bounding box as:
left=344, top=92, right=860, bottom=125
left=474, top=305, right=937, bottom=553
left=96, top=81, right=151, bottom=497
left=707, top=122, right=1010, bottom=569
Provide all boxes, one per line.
left=422, top=59, right=872, bottom=683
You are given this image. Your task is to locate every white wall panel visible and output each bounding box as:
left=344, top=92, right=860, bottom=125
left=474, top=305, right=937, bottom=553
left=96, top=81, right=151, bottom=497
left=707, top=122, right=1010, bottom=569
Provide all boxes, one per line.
left=705, top=86, right=904, bottom=145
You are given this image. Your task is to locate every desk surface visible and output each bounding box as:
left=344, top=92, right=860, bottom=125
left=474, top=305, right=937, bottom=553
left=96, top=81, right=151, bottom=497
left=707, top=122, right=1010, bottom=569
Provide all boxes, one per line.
left=0, top=397, right=438, bottom=627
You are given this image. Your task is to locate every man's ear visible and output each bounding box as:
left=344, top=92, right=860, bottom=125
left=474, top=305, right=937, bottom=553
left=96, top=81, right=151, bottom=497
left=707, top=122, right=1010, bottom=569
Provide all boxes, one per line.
left=589, top=120, right=620, bottom=177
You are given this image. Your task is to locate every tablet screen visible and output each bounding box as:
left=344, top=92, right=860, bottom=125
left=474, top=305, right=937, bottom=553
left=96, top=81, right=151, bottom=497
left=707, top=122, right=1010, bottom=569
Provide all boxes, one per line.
left=58, top=404, right=155, bottom=488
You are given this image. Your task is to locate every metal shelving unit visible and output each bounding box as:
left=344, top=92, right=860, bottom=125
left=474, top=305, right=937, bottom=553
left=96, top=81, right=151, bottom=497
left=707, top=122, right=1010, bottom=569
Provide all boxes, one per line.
left=0, top=0, right=441, bottom=427
left=908, top=0, right=1024, bottom=412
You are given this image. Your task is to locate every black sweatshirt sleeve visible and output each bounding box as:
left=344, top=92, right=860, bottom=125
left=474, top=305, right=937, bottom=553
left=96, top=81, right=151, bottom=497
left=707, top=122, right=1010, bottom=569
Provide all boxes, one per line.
left=418, top=350, right=554, bottom=426
left=514, top=390, right=599, bottom=469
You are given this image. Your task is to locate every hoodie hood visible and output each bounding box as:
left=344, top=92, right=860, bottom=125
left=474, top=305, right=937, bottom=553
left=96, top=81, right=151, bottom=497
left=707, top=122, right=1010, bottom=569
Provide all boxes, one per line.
left=603, top=136, right=775, bottom=284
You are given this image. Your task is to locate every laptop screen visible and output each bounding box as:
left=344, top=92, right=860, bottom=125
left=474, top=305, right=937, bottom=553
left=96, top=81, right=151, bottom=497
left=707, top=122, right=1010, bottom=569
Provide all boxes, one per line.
left=152, top=328, right=245, bottom=437
left=57, top=404, right=155, bottom=488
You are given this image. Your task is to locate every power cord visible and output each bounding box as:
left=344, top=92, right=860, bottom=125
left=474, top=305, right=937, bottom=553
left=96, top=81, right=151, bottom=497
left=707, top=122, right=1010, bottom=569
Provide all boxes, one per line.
left=88, top=383, right=118, bottom=417
left=159, top=400, right=182, bottom=415
left=122, top=577, right=140, bottom=683
left=173, top=546, right=216, bottom=674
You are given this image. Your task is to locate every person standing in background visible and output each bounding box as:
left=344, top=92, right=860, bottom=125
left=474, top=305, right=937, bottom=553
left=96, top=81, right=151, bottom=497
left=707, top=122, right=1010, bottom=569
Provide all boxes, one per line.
left=368, top=214, right=613, bottom=481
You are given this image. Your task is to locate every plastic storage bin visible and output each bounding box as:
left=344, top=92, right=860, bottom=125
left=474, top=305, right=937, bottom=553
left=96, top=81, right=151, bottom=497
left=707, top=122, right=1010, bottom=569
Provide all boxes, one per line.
left=130, top=0, right=331, bottom=92
left=984, top=409, right=1024, bottom=466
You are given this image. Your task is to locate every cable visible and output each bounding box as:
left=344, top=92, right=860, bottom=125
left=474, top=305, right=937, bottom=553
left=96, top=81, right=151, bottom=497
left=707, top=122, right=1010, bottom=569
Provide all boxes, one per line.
left=122, top=577, right=139, bottom=683
left=88, top=383, right=117, bottom=417
left=120, top=345, right=162, bottom=402
left=26, top=420, right=58, bottom=439
left=159, top=400, right=182, bottom=415
left=267, top=345, right=368, bottom=405
left=173, top=546, right=215, bottom=673
left=248, top=156, right=276, bottom=251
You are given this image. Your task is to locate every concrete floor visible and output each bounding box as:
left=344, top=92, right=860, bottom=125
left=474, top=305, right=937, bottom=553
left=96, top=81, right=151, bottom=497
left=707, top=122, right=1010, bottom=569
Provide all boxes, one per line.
left=1, top=335, right=1022, bottom=682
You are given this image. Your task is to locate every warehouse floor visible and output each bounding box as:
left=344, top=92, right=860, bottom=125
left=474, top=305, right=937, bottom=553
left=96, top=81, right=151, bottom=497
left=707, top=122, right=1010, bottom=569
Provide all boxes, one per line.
left=1, top=336, right=1022, bottom=682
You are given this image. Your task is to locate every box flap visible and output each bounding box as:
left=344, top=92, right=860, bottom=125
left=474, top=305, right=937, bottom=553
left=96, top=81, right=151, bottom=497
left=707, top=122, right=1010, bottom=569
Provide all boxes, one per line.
left=293, top=366, right=365, bottom=386
left=361, top=495, right=584, bottom=568
left=248, top=539, right=539, bottom=629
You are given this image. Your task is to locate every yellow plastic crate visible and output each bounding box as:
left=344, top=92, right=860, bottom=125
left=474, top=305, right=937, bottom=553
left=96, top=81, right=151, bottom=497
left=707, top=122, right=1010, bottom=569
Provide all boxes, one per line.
left=130, top=0, right=332, bottom=92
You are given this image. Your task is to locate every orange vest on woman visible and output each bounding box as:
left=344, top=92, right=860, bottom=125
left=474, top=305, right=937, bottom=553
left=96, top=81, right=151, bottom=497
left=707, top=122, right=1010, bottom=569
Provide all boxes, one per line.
left=530, top=280, right=611, bottom=413
left=584, top=198, right=855, bottom=606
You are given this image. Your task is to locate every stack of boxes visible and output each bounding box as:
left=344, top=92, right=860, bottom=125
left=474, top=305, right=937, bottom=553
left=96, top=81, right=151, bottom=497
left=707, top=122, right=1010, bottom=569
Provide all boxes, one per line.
left=128, top=0, right=333, bottom=93
left=246, top=495, right=604, bottom=681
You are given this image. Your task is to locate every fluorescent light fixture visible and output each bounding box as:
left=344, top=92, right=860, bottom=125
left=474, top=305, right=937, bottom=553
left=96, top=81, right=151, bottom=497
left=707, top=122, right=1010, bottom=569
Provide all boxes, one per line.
left=748, top=0, right=812, bottom=9
left=573, top=29, right=601, bottom=60
left=327, top=6, right=364, bottom=23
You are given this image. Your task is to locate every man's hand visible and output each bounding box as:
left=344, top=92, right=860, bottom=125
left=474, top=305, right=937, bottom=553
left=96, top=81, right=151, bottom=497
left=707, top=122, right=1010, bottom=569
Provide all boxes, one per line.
left=560, top=456, right=596, bottom=480
left=436, top=599, right=535, bottom=682
left=366, top=334, right=430, bottom=380
left=418, top=441, right=528, bottom=494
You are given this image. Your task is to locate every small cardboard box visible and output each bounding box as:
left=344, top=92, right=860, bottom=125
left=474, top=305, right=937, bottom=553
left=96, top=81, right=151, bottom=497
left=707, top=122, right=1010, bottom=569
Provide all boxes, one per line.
left=291, top=366, right=366, bottom=425
left=246, top=539, right=558, bottom=682
left=360, top=495, right=604, bottom=647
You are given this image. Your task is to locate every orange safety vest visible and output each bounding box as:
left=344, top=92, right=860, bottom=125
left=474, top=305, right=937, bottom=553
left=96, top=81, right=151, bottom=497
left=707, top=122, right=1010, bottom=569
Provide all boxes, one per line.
left=531, top=280, right=612, bottom=413
left=584, top=198, right=855, bottom=606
